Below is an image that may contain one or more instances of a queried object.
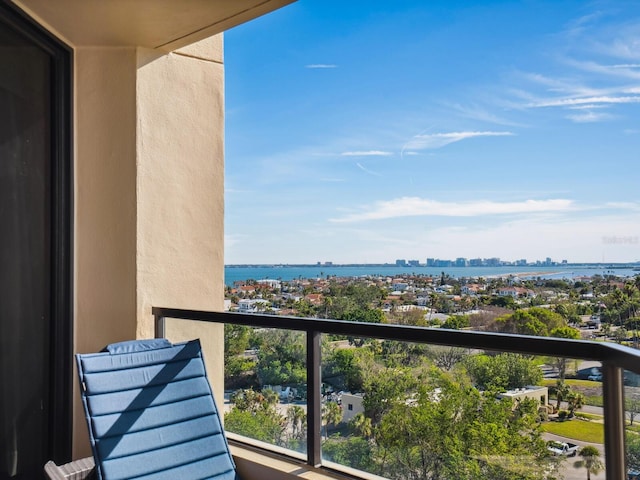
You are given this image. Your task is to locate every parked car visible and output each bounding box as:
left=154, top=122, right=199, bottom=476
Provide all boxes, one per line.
left=588, top=372, right=603, bottom=381
left=547, top=441, right=579, bottom=457
left=576, top=366, right=601, bottom=380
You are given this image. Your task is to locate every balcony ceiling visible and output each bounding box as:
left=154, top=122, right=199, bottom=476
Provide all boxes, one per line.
left=13, top=0, right=295, bottom=50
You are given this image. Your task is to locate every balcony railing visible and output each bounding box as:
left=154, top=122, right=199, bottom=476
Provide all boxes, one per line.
left=152, top=306, right=640, bottom=480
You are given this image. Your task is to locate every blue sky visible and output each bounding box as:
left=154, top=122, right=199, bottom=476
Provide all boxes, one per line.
left=224, top=0, right=640, bottom=264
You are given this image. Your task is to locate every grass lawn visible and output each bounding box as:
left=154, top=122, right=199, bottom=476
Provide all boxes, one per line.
left=627, top=423, right=640, bottom=434
left=574, top=412, right=602, bottom=421
left=541, top=379, right=601, bottom=389
left=541, top=419, right=604, bottom=444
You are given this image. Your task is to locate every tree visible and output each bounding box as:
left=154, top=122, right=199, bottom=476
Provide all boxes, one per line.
left=626, top=391, right=640, bottom=426
left=324, top=347, right=366, bottom=392
left=322, top=437, right=373, bottom=472
left=229, top=388, right=278, bottom=413
left=225, top=389, right=286, bottom=445
left=492, top=307, right=565, bottom=336
left=322, top=401, right=342, bottom=439
left=224, top=324, right=254, bottom=380
left=555, top=381, right=571, bottom=411
left=340, top=306, right=385, bottom=323
left=387, top=308, right=427, bottom=326
left=379, top=340, right=431, bottom=368
left=350, top=412, right=372, bottom=439
left=573, top=446, right=604, bottom=480
left=550, top=326, right=581, bottom=382
left=613, top=327, right=628, bottom=344
left=441, top=315, right=470, bottom=330
left=287, top=405, right=307, bottom=441
left=463, top=353, right=542, bottom=391
left=427, top=345, right=469, bottom=371
left=363, top=367, right=418, bottom=424
left=225, top=408, right=285, bottom=445
left=627, top=433, right=640, bottom=471
left=566, top=390, right=585, bottom=417
left=255, top=330, right=306, bottom=385
left=374, top=368, right=553, bottom=480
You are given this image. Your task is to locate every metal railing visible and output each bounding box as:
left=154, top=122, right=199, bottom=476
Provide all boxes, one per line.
left=153, top=307, right=640, bottom=480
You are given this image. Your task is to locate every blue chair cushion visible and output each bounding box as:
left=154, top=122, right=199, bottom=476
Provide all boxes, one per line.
left=77, top=339, right=239, bottom=480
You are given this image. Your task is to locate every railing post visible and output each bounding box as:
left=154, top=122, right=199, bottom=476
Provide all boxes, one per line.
left=603, top=363, right=626, bottom=480
left=307, top=330, right=322, bottom=467
left=154, top=312, right=165, bottom=339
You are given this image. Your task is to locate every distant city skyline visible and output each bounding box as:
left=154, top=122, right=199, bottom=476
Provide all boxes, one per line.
left=224, top=1, right=640, bottom=264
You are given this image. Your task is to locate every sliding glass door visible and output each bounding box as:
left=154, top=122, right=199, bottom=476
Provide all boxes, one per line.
left=0, top=4, right=72, bottom=477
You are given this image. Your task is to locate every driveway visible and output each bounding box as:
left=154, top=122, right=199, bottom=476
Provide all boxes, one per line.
left=544, top=432, right=605, bottom=480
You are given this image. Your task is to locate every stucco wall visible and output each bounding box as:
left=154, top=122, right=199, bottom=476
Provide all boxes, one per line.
left=74, top=47, right=139, bottom=456
left=136, top=35, right=226, bottom=411
left=71, top=36, right=226, bottom=458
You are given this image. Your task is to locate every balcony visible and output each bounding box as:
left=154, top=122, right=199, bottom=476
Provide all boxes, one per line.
left=153, top=306, right=640, bottom=480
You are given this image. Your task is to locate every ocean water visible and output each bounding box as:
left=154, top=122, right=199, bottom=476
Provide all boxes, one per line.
left=224, top=264, right=638, bottom=286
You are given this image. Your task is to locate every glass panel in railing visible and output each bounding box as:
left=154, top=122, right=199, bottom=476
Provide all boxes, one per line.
left=224, top=326, right=308, bottom=455
left=320, top=333, right=610, bottom=479
left=626, top=368, right=640, bottom=479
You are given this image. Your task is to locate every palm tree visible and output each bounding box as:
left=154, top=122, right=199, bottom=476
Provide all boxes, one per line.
left=566, top=391, right=585, bottom=417
left=322, top=401, right=342, bottom=439
left=573, top=446, right=604, bottom=480
left=261, top=388, right=279, bottom=408
left=350, top=412, right=372, bottom=439
left=556, top=380, right=571, bottom=411
left=287, top=405, right=306, bottom=440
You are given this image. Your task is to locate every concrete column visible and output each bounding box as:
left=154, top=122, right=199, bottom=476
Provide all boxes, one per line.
left=136, top=35, right=226, bottom=410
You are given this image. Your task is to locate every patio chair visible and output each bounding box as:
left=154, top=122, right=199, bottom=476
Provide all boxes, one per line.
left=45, top=338, right=239, bottom=480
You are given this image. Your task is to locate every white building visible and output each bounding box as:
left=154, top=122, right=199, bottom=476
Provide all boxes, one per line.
left=238, top=298, right=271, bottom=313
left=498, top=386, right=549, bottom=409
left=340, top=393, right=365, bottom=422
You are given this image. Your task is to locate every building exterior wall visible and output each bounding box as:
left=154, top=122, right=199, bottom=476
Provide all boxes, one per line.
left=341, top=393, right=365, bottom=422
left=73, top=47, right=139, bottom=457
left=67, top=39, right=226, bottom=458
left=69, top=37, right=226, bottom=459
left=499, top=387, right=549, bottom=408
left=135, top=35, right=226, bottom=429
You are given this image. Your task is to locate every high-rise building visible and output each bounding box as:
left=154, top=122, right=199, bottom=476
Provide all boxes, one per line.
left=455, top=257, right=469, bottom=267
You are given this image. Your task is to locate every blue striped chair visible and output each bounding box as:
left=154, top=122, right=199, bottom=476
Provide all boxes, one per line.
left=60, top=338, right=239, bottom=480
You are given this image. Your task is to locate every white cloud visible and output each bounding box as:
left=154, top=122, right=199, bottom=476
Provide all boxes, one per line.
left=567, top=104, right=610, bottom=110
left=341, top=150, right=392, bottom=156
left=403, top=131, right=514, bottom=150
left=305, top=64, right=338, bottom=69
left=448, top=102, right=525, bottom=127
left=227, top=211, right=640, bottom=264
left=517, top=72, right=598, bottom=97
left=527, top=95, right=640, bottom=108
left=605, top=202, right=640, bottom=211
left=566, top=111, right=614, bottom=123
left=611, top=64, right=640, bottom=69
left=330, top=197, right=575, bottom=223
left=355, top=162, right=382, bottom=177
left=564, top=59, right=640, bottom=80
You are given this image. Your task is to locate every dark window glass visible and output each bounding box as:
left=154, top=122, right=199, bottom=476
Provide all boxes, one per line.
left=0, top=4, right=72, bottom=477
